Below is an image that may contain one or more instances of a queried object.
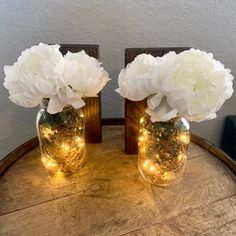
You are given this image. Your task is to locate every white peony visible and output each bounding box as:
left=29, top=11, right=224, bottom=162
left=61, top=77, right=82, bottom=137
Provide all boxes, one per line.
left=116, top=54, right=162, bottom=101
left=116, top=49, right=234, bottom=122
left=4, top=43, right=64, bottom=108
left=48, top=50, right=110, bottom=114
left=160, top=49, right=234, bottom=122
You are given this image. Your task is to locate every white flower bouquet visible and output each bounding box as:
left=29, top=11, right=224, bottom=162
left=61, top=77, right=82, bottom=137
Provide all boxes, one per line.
left=116, top=49, right=234, bottom=122
left=4, top=43, right=110, bottom=114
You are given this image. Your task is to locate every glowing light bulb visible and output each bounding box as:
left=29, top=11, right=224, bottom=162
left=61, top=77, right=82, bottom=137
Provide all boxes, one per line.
left=139, top=136, right=145, bottom=142
left=149, top=165, right=155, bottom=173
left=143, top=160, right=150, bottom=168
left=140, top=117, right=144, bottom=124
left=162, top=171, right=173, bottom=181
left=77, top=137, right=81, bottom=143
left=79, top=142, right=84, bottom=147
left=61, top=143, right=70, bottom=151
left=177, top=153, right=185, bottom=162
left=143, top=130, right=148, bottom=136
left=43, top=127, right=53, bottom=139
left=179, top=133, right=190, bottom=144
left=42, top=156, right=58, bottom=172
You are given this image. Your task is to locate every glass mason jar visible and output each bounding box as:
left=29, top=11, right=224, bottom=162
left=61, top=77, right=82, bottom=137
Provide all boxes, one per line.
left=36, top=98, right=86, bottom=175
left=138, top=114, right=190, bottom=186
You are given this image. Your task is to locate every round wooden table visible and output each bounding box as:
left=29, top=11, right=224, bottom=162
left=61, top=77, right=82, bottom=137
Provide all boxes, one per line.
left=0, top=126, right=236, bottom=236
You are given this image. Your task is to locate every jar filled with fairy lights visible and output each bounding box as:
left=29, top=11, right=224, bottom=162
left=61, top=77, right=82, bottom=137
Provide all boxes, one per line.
left=36, top=98, right=86, bottom=175
left=138, top=114, right=190, bottom=186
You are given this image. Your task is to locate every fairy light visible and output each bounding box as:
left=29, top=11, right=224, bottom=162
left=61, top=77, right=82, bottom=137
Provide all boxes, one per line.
left=140, top=117, right=144, bottom=124
left=143, top=130, right=148, bottom=136
left=162, top=171, right=171, bottom=181
left=138, top=115, right=189, bottom=186
left=42, top=156, right=59, bottom=172
left=79, top=142, right=85, bottom=147
left=38, top=107, right=86, bottom=176
left=43, top=127, right=54, bottom=139
left=143, top=160, right=150, bottom=168
left=177, top=153, right=185, bottom=162
left=178, top=133, right=190, bottom=144
left=139, top=136, right=145, bottom=142
left=149, top=165, right=155, bottom=173
left=61, top=143, right=70, bottom=152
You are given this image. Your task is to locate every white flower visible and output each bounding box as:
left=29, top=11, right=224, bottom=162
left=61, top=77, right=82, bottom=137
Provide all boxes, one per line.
left=161, top=49, right=234, bottom=122
left=48, top=50, right=110, bottom=114
left=116, top=54, right=161, bottom=100
left=4, top=43, right=64, bottom=108
left=116, top=49, right=234, bottom=122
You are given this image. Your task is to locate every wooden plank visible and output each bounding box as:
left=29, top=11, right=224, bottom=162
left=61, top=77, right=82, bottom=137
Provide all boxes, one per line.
left=124, top=47, right=190, bottom=154
left=123, top=196, right=236, bottom=236
left=59, top=44, right=102, bottom=143
left=0, top=156, right=235, bottom=235
left=191, top=133, right=236, bottom=175
left=0, top=127, right=236, bottom=235
left=0, top=137, right=38, bottom=177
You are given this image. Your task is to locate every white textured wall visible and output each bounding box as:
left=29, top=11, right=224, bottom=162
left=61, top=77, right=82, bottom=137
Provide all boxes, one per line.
left=0, top=0, right=235, bottom=159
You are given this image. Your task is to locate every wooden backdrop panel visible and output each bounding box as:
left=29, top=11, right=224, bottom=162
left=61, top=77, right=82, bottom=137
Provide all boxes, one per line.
left=60, top=44, right=102, bottom=143
left=125, top=47, right=190, bottom=154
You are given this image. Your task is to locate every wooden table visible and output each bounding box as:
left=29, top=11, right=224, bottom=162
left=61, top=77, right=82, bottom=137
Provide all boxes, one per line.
left=0, top=126, right=236, bottom=236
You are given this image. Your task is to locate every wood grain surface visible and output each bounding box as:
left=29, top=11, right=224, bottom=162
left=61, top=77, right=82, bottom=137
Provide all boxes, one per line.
left=60, top=44, right=102, bottom=143
left=124, top=47, right=190, bottom=154
left=0, top=126, right=236, bottom=236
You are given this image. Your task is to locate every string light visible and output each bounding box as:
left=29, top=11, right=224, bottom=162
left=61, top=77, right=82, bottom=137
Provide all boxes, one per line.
left=149, top=165, right=155, bottom=173
left=139, top=136, right=145, bottom=142
left=43, top=127, right=54, bottom=139
left=143, top=160, right=150, bottom=168
left=178, top=133, right=190, bottom=144
left=140, top=117, right=144, bottom=124
left=143, top=130, right=148, bottom=136
left=61, top=143, right=70, bottom=151
left=177, top=153, right=185, bottom=162
left=138, top=115, right=190, bottom=186
left=38, top=108, right=86, bottom=175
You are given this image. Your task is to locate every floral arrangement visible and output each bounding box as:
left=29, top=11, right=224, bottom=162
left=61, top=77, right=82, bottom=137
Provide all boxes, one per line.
left=116, top=49, right=234, bottom=122
left=4, top=43, right=110, bottom=114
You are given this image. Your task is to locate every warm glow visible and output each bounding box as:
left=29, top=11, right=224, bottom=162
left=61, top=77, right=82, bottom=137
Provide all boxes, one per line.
left=177, top=153, right=185, bottom=162
left=139, top=136, right=145, bottom=142
left=143, top=160, right=150, bottom=168
left=43, top=127, right=54, bottom=139
left=140, top=117, right=144, bottom=124
left=79, top=142, right=84, bottom=147
left=42, top=156, right=58, bottom=172
left=179, top=133, right=190, bottom=144
left=143, top=130, right=148, bottom=136
left=149, top=165, right=155, bottom=172
left=61, top=143, right=70, bottom=151
left=162, top=172, right=168, bottom=179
